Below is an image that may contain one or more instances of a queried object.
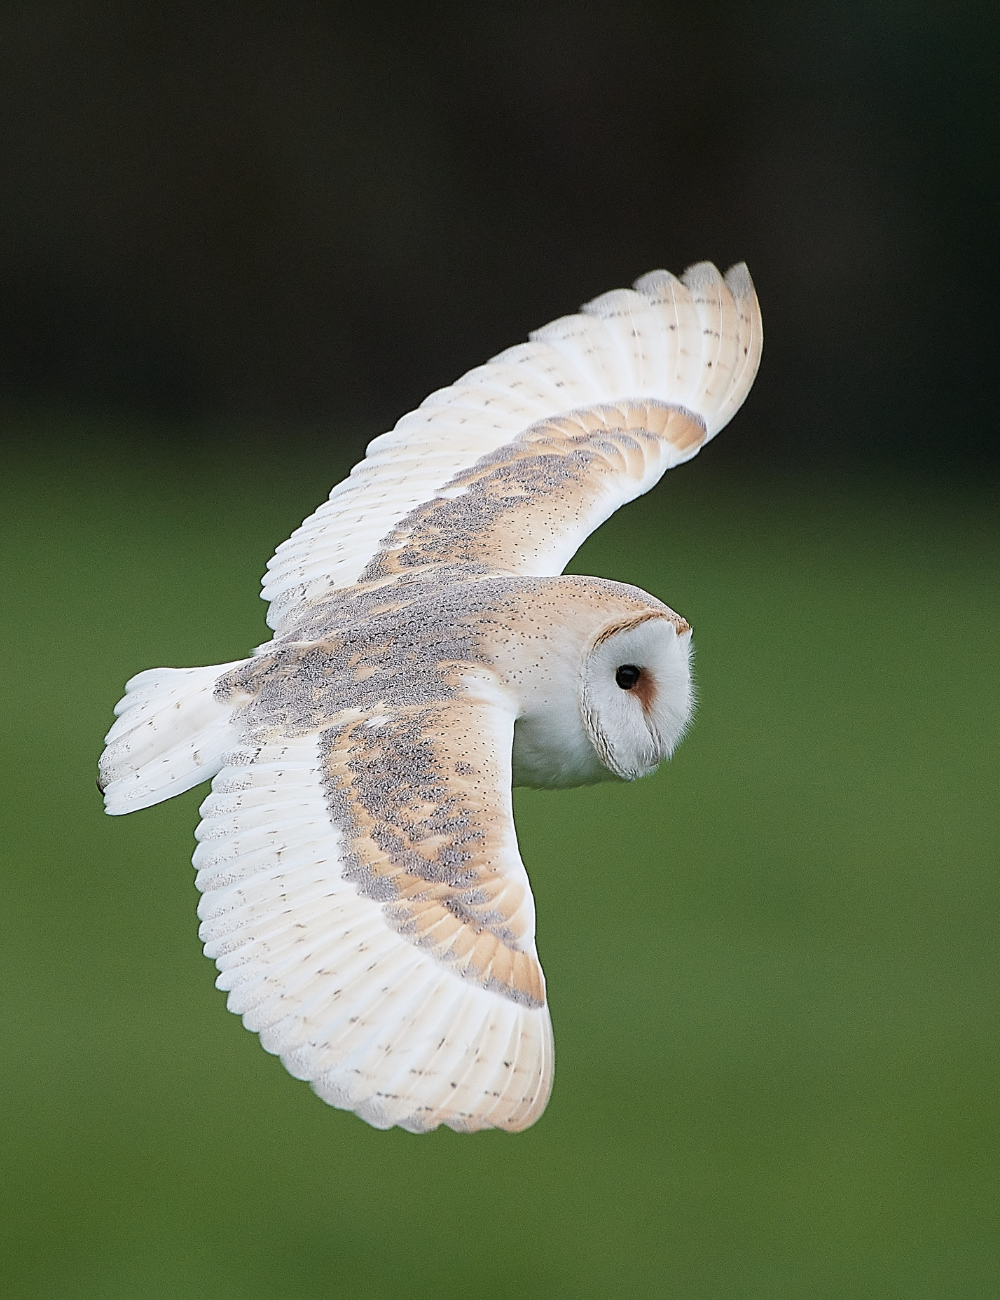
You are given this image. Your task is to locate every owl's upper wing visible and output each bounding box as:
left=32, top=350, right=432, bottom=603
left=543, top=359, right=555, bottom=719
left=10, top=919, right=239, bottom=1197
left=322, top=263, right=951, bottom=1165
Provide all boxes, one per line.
left=263, top=262, right=761, bottom=633
left=196, top=661, right=552, bottom=1133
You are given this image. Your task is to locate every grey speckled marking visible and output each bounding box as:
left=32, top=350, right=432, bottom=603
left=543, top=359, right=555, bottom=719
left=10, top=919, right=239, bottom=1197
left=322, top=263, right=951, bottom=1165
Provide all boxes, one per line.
left=211, top=401, right=696, bottom=1005
left=355, top=399, right=704, bottom=583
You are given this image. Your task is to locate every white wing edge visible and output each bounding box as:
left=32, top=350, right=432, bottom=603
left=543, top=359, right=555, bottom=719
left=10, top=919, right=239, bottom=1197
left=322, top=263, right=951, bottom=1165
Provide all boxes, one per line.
left=195, top=728, right=554, bottom=1133
left=261, top=263, right=762, bottom=633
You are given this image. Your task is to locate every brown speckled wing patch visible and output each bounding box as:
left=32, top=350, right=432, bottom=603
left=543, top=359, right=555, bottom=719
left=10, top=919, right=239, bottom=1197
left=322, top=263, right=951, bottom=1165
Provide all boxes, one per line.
left=320, top=690, right=544, bottom=1008
left=361, top=400, right=705, bottom=580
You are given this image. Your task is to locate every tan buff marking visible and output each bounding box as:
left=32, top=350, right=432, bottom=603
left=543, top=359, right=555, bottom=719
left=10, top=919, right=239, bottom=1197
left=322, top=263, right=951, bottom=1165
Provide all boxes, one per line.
left=322, top=697, right=545, bottom=1008
left=362, top=401, right=705, bottom=579
left=592, top=609, right=690, bottom=648
left=632, top=671, right=657, bottom=715
left=214, top=573, right=684, bottom=1011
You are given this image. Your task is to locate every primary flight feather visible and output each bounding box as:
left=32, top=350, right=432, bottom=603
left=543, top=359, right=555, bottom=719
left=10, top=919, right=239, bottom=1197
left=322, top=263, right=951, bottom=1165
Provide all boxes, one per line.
left=99, top=262, right=762, bottom=1133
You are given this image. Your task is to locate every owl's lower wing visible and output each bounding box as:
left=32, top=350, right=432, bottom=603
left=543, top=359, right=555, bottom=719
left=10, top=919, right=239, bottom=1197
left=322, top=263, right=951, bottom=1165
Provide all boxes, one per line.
left=195, top=670, right=552, bottom=1133
left=263, top=262, right=761, bottom=632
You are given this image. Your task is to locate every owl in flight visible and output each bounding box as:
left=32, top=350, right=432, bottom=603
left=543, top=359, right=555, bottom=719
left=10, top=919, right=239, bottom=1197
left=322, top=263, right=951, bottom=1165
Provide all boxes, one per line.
left=99, top=263, right=762, bottom=1133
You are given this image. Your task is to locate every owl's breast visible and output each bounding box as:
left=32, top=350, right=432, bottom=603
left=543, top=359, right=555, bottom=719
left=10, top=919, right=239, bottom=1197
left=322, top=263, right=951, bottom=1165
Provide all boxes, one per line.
left=511, top=703, right=617, bottom=789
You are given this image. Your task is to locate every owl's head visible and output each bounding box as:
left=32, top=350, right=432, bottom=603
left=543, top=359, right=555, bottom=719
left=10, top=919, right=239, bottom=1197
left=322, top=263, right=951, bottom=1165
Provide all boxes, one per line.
left=579, top=610, right=693, bottom=781
left=504, top=583, right=694, bottom=789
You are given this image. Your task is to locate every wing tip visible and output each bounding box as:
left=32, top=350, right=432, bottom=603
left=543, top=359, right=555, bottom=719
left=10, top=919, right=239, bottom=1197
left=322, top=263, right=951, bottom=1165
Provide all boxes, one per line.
left=680, top=260, right=724, bottom=291
left=631, top=267, right=683, bottom=302
left=724, top=260, right=755, bottom=299
left=305, top=997, right=554, bottom=1135
left=579, top=286, right=645, bottom=320
left=634, top=259, right=756, bottom=304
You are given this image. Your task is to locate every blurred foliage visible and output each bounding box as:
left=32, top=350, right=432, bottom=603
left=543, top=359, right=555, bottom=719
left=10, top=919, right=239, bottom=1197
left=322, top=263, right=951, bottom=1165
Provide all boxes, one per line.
left=1, top=424, right=997, bottom=1297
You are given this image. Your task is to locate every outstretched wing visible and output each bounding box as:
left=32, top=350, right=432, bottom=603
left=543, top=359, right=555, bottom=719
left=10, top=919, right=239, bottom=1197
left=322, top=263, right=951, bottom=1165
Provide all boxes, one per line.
left=196, top=664, right=552, bottom=1133
left=263, top=262, right=761, bottom=633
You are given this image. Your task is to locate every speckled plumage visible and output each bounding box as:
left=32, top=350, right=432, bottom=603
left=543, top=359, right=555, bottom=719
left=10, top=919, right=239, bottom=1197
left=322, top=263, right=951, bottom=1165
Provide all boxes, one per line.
left=99, top=262, right=762, bottom=1133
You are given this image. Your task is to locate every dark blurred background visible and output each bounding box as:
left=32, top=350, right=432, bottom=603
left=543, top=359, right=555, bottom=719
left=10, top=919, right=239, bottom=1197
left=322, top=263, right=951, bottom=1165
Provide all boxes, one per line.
left=1, top=0, right=997, bottom=471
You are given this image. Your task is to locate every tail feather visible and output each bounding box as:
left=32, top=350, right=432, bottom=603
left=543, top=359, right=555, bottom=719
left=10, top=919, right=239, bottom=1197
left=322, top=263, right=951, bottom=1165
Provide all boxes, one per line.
left=99, top=660, right=249, bottom=815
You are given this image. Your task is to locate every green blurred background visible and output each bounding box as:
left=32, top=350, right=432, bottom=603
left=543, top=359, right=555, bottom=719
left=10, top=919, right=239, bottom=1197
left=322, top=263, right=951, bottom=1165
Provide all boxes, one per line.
left=2, top=2, right=998, bottom=1297
left=3, top=430, right=997, bottom=1298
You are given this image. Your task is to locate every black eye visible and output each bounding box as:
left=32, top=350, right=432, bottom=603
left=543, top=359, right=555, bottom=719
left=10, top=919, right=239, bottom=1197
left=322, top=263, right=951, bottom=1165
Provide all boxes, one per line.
left=615, top=664, right=642, bottom=691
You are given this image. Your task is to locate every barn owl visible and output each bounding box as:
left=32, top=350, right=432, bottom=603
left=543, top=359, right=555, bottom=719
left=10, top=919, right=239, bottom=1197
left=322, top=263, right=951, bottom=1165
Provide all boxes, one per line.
left=99, top=263, right=762, bottom=1133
